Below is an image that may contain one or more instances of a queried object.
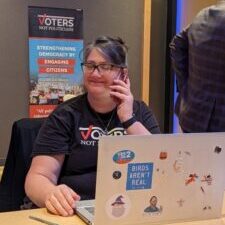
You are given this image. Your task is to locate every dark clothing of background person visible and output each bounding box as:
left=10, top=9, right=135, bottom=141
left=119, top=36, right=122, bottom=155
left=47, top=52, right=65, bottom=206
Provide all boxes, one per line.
left=170, top=1, right=225, bottom=132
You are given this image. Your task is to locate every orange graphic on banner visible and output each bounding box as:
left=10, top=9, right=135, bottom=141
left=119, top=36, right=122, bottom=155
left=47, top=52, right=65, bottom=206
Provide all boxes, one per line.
left=29, top=105, right=57, bottom=118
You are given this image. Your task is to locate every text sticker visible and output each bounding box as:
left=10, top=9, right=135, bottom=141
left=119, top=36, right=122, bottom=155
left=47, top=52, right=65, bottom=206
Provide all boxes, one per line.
left=126, top=163, right=153, bottom=190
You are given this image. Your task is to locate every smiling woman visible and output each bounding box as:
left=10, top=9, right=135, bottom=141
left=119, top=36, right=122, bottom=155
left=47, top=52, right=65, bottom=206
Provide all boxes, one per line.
left=82, top=48, right=124, bottom=99
left=25, top=36, right=160, bottom=217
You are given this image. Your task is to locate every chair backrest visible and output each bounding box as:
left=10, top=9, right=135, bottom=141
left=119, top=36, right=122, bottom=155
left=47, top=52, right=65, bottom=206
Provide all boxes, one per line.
left=0, top=118, right=46, bottom=212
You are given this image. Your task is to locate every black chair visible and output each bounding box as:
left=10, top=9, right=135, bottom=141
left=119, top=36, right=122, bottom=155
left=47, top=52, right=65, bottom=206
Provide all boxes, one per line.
left=0, top=118, right=45, bottom=212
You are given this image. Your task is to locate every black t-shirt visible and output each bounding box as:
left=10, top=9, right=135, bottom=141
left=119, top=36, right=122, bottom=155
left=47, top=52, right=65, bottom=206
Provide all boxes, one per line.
left=32, top=93, right=160, bottom=199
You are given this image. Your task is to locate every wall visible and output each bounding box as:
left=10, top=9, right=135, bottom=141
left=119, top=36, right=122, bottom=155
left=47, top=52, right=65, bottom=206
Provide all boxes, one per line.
left=0, top=0, right=144, bottom=164
left=149, top=0, right=168, bottom=131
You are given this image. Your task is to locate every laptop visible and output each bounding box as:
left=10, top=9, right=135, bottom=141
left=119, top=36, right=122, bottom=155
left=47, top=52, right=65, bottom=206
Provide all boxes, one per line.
left=76, top=133, right=225, bottom=225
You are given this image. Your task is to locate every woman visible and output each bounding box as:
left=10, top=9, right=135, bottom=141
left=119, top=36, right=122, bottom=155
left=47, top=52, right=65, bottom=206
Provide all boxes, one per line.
left=25, top=36, right=160, bottom=217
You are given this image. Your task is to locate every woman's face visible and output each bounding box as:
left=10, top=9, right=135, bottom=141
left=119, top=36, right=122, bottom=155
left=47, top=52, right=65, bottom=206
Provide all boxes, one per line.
left=83, top=48, right=121, bottom=98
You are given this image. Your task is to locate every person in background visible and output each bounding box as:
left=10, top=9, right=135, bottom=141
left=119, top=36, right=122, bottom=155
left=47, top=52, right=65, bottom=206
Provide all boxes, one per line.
left=25, top=36, right=160, bottom=216
left=170, top=1, right=225, bottom=132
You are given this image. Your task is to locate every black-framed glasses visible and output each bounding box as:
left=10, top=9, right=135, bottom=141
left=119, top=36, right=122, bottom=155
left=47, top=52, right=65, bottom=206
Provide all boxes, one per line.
left=81, top=62, right=122, bottom=74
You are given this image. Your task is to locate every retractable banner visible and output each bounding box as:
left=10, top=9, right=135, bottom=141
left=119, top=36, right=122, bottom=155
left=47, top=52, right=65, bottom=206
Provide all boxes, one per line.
left=28, top=6, right=84, bottom=118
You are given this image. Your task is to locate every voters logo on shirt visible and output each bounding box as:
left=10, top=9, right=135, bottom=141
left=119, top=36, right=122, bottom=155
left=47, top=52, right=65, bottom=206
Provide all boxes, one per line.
left=79, top=125, right=125, bottom=146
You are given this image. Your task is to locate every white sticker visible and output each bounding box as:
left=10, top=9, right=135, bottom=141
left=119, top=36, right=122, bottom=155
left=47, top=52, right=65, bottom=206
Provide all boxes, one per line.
left=105, top=193, right=131, bottom=219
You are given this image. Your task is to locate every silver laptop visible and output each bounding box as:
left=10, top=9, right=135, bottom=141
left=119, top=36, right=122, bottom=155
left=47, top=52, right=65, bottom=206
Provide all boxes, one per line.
left=76, top=133, right=225, bottom=225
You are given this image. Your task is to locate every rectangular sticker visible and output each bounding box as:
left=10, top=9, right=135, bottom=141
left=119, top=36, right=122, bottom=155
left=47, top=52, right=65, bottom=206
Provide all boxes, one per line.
left=126, top=162, right=153, bottom=190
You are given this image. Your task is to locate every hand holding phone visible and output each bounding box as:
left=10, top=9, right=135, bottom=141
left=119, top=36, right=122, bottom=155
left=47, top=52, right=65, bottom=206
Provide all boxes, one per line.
left=116, top=69, right=127, bottom=82
left=109, top=69, right=134, bottom=122
left=111, top=69, right=128, bottom=103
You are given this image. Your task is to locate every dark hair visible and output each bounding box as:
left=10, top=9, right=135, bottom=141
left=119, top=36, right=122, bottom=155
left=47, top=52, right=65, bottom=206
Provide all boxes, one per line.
left=150, top=196, right=157, bottom=202
left=83, top=36, right=128, bottom=67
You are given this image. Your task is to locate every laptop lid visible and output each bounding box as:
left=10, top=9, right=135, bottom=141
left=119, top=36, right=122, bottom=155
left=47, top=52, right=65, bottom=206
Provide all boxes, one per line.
left=93, top=133, right=225, bottom=225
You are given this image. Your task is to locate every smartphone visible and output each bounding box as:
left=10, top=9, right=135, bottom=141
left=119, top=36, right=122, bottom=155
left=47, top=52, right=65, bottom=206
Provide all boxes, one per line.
left=116, top=69, right=127, bottom=82
left=111, top=69, right=128, bottom=103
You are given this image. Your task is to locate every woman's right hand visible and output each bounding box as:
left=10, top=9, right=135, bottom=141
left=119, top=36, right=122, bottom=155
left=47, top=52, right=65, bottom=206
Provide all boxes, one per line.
left=45, top=184, right=80, bottom=216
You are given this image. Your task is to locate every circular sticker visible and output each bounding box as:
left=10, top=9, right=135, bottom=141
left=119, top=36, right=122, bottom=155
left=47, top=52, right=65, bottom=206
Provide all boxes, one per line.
left=112, top=171, right=122, bottom=179
left=105, top=193, right=131, bottom=219
left=113, top=150, right=135, bottom=164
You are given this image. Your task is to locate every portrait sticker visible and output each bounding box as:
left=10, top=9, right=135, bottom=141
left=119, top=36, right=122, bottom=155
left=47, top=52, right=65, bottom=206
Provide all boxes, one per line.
left=126, top=163, right=153, bottom=190
left=144, top=195, right=162, bottom=215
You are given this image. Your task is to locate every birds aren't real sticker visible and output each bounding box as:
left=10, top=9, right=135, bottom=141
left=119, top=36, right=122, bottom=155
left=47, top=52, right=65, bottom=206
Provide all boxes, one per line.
left=126, top=162, right=153, bottom=190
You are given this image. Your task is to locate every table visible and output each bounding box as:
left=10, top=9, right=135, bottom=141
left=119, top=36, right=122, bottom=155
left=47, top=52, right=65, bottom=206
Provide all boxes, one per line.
left=0, top=208, right=86, bottom=225
left=0, top=196, right=225, bottom=225
left=0, top=208, right=225, bottom=225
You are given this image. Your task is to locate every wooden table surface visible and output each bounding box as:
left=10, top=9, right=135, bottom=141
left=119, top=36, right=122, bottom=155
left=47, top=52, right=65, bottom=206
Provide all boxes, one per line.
left=0, top=208, right=86, bottom=225
left=0, top=195, right=225, bottom=225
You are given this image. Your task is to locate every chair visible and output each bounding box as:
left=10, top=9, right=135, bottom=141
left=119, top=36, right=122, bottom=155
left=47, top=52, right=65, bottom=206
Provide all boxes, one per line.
left=0, top=118, right=45, bottom=212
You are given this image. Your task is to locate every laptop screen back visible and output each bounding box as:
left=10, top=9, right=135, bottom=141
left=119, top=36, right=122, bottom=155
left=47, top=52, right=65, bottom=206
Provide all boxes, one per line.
left=94, top=133, right=225, bottom=225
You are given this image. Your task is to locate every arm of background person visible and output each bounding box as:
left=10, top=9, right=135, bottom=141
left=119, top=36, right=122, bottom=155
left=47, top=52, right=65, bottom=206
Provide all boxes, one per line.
left=170, top=27, right=189, bottom=92
left=25, top=154, right=80, bottom=216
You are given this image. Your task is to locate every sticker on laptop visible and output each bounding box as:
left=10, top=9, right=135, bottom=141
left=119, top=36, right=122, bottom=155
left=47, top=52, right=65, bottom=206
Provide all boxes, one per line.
left=105, top=194, right=131, bottom=219
left=173, top=151, right=185, bottom=173
left=144, top=195, right=162, bottom=215
left=159, top=151, right=167, bottom=160
left=185, top=173, right=198, bottom=185
left=177, top=198, right=185, bottom=207
left=203, top=205, right=212, bottom=211
left=126, top=163, right=153, bottom=190
left=173, top=159, right=184, bottom=173
left=201, top=174, right=212, bottom=185
left=200, top=186, right=205, bottom=193
left=214, top=146, right=222, bottom=154
left=184, top=151, right=191, bottom=156
left=156, top=168, right=165, bottom=175
left=113, top=150, right=135, bottom=164
left=112, top=171, right=122, bottom=180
